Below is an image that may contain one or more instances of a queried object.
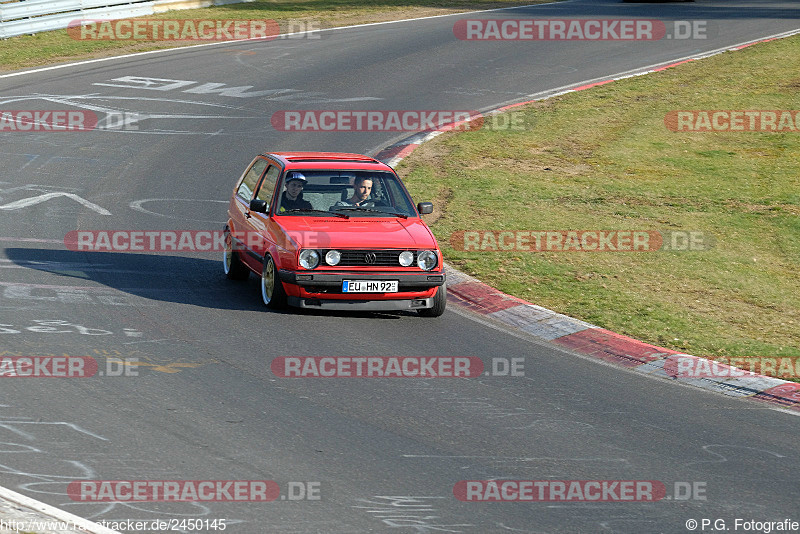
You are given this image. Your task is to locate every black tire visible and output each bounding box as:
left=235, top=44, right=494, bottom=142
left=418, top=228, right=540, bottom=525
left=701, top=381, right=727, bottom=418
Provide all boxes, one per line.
left=261, top=254, right=287, bottom=309
left=418, top=283, right=446, bottom=317
left=223, top=231, right=249, bottom=280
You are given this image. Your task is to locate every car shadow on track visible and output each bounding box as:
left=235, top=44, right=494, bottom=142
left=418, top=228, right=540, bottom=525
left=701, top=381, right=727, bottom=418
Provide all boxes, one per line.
left=4, top=247, right=266, bottom=311
left=3, top=247, right=414, bottom=318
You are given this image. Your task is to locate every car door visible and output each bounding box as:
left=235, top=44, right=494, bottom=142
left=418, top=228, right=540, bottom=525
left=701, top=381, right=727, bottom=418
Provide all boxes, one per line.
left=230, top=157, right=270, bottom=270
left=245, top=163, right=281, bottom=270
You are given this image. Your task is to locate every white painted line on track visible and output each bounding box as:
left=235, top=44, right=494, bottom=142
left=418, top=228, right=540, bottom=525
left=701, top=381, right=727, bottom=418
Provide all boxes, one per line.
left=0, top=192, right=111, bottom=215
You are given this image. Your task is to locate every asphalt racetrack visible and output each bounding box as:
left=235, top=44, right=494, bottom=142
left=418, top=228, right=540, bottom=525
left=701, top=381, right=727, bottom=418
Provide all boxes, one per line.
left=0, top=0, right=799, bottom=532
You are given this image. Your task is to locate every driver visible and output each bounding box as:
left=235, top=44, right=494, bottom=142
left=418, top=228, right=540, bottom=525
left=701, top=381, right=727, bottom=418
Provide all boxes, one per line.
left=335, top=176, right=374, bottom=207
left=279, top=172, right=313, bottom=212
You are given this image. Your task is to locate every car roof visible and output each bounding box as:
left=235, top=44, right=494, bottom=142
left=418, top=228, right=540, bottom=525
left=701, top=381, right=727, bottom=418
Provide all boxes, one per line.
left=264, top=152, right=393, bottom=172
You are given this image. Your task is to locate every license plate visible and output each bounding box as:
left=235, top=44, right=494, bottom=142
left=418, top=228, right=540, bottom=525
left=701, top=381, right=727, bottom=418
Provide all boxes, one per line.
left=342, top=280, right=398, bottom=293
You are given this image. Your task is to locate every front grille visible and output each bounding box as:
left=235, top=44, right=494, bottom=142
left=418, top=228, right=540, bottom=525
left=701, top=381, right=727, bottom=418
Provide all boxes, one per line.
left=325, top=249, right=416, bottom=267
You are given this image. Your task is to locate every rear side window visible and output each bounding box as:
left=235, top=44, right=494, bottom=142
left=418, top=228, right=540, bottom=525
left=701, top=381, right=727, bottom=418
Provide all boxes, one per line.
left=237, top=158, right=269, bottom=200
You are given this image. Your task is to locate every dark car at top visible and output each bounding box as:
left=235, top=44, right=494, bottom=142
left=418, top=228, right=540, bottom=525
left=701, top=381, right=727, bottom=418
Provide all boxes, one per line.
left=224, top=152, right=446, bottom=316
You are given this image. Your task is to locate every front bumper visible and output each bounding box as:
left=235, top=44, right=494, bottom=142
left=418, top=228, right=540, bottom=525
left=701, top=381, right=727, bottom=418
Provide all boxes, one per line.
left=278, top=270, right=445, bottom=290
left=278, top=270, right=445, bottom=309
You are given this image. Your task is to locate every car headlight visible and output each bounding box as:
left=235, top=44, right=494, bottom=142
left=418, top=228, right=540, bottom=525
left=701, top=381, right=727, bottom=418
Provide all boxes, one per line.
left=325, top=250, right=341, bottom=266
left=299, top=249, right=320, bottom=269
left=398, top=251, right=414, bottom=267
left=416, top=250, right=437, bottom=271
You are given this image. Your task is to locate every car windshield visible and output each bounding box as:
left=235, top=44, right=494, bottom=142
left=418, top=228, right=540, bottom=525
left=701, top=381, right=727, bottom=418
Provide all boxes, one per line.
left=276, top=171, right=417, bottom=217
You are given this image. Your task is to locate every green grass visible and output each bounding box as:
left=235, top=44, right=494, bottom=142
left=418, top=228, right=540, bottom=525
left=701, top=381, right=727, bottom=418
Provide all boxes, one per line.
left=400, top=35, right=800, bottom=366
left=0, top=0, right=544, bottom=72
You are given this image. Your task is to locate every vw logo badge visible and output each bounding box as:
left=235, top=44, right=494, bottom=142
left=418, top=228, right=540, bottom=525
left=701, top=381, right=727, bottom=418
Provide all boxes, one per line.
left=364, top=252, right=377, bottom=264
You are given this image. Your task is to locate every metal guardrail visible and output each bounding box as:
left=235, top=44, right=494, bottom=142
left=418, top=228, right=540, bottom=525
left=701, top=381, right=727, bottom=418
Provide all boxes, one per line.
left=0, top=0, right=253, bottom=39
left=0, top=1, right=155, bottom=38
left=1, top=0, right=80, bottom=21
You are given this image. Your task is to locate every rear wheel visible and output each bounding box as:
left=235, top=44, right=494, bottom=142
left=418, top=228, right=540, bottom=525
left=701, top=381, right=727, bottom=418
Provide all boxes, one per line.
left=261, top=254, right=287, bottom=309
left=418, top=283, right=446, bottom=317
left=223, top=231, right=249, bottom=280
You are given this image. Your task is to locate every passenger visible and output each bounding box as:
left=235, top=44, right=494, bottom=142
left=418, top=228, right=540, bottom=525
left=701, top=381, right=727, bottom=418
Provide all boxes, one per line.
left=279, top=172, right=313, bottom=211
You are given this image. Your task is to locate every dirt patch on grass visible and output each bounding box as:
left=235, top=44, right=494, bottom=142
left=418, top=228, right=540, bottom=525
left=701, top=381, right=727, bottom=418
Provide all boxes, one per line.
left=724, top=201, right=800, bottom=216
left=782, top=77, right=800, bottom=89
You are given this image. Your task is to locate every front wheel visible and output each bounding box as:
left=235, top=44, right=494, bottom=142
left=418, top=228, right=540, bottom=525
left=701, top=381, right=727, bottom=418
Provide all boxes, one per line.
left=418, top=283, right=446, bottom=317
left=261, top=254, right=287, bottom=309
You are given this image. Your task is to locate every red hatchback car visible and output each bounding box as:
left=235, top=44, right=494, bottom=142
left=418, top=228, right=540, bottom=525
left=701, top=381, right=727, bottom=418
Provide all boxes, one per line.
left=224, top=152, right=446, bottom=316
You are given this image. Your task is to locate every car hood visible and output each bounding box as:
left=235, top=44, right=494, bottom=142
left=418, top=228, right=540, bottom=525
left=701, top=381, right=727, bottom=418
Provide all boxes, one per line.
left=277, top=217, right=437, bottom=250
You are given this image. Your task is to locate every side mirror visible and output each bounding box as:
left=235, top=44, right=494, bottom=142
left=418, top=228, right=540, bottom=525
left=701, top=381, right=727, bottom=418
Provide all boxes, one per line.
left=249, top=199, right=268, bottom=213
left=417, top=202, right=433, bottom=215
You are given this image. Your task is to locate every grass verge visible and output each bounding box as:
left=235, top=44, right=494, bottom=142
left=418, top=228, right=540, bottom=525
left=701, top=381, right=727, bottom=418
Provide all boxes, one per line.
left=0, top=0, right=544, bottom=72
left=400, top=35, right=800, bottom=369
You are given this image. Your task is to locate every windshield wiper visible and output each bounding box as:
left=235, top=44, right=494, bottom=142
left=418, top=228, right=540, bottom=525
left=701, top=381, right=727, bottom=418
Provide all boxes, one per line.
left=334, top=206, right=409, bottom=219
left=283, top=208, right=349, bottom=219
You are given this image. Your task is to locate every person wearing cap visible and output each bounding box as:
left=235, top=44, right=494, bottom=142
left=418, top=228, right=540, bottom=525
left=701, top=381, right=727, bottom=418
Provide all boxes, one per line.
left=279, top=172, right=313, bottom=212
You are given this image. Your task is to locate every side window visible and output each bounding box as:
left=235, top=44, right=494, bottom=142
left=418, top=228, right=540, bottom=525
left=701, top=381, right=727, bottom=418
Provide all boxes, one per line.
left=256, top=165, right=281, bottom=204
left=383, top=176, right=415, bottom=214
left=236, top=158, right=269, bottom=200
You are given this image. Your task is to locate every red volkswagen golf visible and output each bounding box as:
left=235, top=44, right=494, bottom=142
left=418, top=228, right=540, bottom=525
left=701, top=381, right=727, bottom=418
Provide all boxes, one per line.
left=224, top=152, right=446, bottom=316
